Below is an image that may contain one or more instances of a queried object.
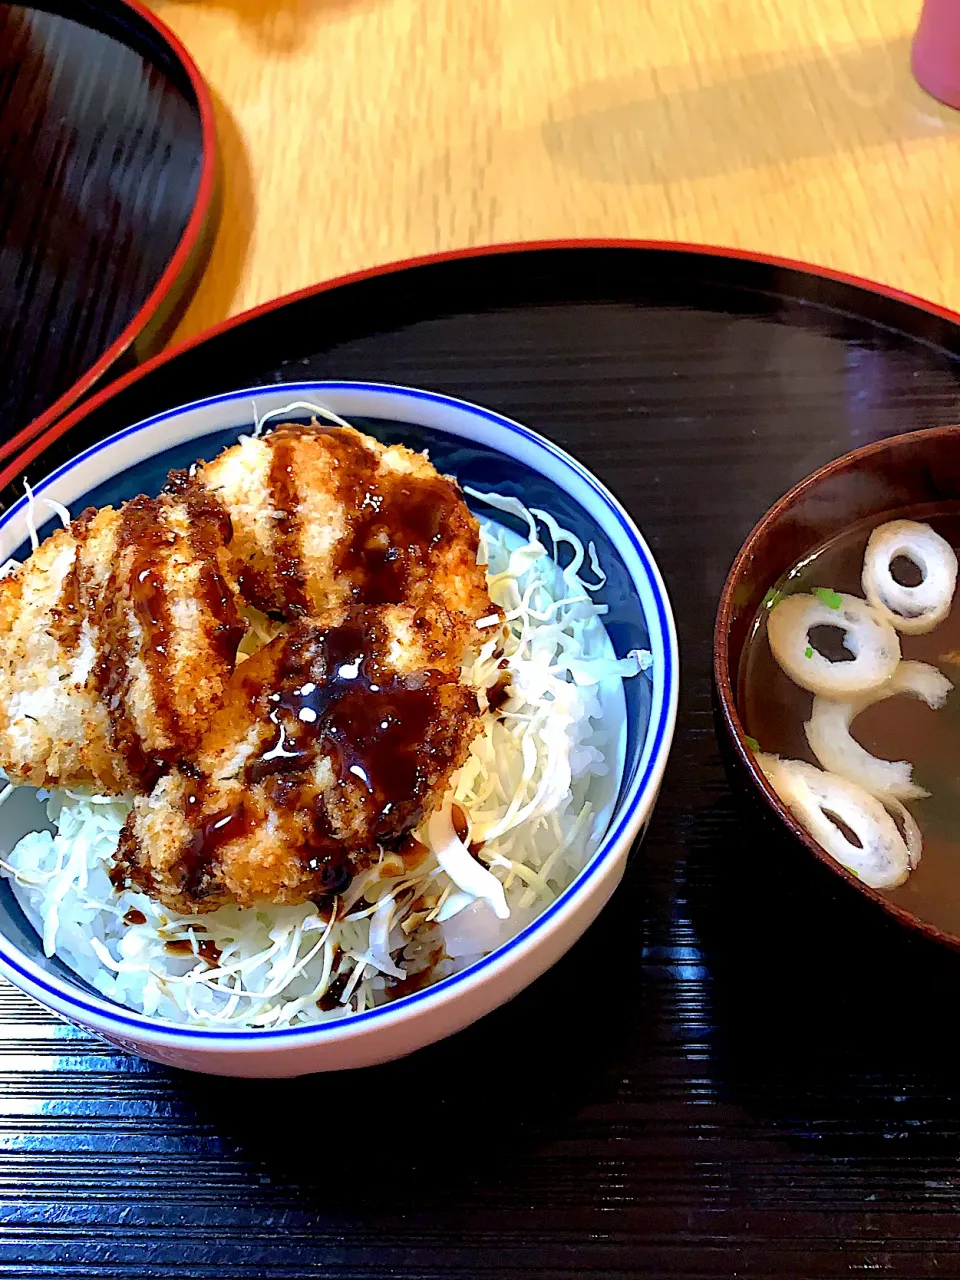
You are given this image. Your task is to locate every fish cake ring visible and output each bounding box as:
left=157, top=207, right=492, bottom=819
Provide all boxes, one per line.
left=804, top=659, right=952, bottom=801
left=767, top=591, right=900, bottom=698
left=757, top=755, right=913, bottom=889
left=862, top=519, right=958, bottom=635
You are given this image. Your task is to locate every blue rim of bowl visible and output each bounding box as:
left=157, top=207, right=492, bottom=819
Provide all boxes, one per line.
left=0, top=381, right=677, bottom=1041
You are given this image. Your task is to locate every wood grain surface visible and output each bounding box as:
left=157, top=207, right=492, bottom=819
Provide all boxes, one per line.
left=144, top=0, right=958, bottom=343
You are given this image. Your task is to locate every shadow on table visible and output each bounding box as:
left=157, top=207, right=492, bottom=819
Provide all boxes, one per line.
left=544, top=37, right=960, bottom=185
left=177, top=0, right=377, bottom=53
left=175, top=856, right=648, bottom=1210
left=685, top=774, right=960, bottom=1158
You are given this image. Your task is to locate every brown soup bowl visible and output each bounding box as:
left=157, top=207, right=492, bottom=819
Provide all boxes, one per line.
left=714, top=423, right=960, bottom=950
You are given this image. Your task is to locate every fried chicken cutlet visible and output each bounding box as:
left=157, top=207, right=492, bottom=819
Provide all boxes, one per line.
left=0, top=491, right=243, bottom=794
left=115, top=603, right=481, bottom=913
left=180, top=423, right=492, bottom=635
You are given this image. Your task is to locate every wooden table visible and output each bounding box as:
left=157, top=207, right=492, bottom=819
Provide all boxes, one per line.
left=148, top=0, right=957, bottom=345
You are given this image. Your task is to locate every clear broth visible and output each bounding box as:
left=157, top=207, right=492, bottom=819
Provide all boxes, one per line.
left=739, top=509, right=960, bottom=933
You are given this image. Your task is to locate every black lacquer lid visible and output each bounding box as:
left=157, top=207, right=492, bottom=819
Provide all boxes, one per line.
left=0, top=0, right=217, bottom=462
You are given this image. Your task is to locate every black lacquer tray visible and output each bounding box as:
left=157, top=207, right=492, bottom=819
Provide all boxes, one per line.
left=4, top=242, right=960, bottom=1278
left=0, top=0, right=217, bottom=462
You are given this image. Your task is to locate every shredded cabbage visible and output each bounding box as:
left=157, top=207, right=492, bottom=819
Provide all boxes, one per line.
left=0, top=494, right=650, bottom=1029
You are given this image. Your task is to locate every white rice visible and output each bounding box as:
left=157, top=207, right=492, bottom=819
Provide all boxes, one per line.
left=0, top=494, right=649, bottom=1030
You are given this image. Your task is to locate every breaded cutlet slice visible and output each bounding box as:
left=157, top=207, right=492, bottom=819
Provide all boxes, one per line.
left=0, top=490, right=243, bottom=794
left=180, top=424, right=493, bottom=633
left=116, top=603, right=482, bottom=913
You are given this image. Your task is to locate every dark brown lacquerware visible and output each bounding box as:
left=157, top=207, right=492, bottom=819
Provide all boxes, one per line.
left=714, top=423, right=960, bottom=951
left=0, top=0, right=217, bottom=462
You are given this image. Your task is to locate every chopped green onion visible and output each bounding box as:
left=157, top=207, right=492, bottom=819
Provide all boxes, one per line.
left=762, top=587, right=782, bottom=609
left=804, top=645, right=814, bottom=659
left=744, top=735, right=760, bottom=752
left=814, top=586, right=843, bottom=610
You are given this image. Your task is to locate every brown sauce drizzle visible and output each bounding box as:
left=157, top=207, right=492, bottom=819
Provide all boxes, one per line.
left=242, top=616, right=449, bottom=849
left=285, top=426, right=470, bottom=606
left=295, top=797, right=353, bottom=892
left=176, top=779, right=255, bottom=901
left=387, top=946, right=446, bottom=1000
left=266, top=434, right=309, bottom=614
left=184, top=489, right=244, bottom=664
left=51, top=553, right=82, bottom=649
left=451, top=803, right=469, bottom=844
left=92, top=497, right=179, bottom=790
left=164, top=935, right=220, bottom=965
left=125, top=503, right=177, bottom=712
left=197, top=938, right=221, bottom=965
left=123, top=908, right=146, bottom=926
left=89, top=491, right=240, bottom=792
left=317, top=971, right=350, bottom=1011
left=246, top=748, right=313, bottom=785
left=194, top=424, right=479, bottom=618
left=163, top=469, right=192, bottom=497
left=340, top=472, right=462, bottom=604
left=487, top=673, right=512, bottom=713
left=308, top=859, right=353, bottom=896
left=324, top=664, right=447, bottom=844
left=397, top=834, right=430, bottom=868
left=170, top=608, right=474, bottom=905
left=48, top=508, right=98, bottom=652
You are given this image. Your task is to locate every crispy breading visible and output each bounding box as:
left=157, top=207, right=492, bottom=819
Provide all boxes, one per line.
left=116, top=604, right=481, bottom=912
left=0, top=491, right=243, bottom=793
left=1, top=423, right=494, bottom=913
left=185, top=424, right=492, bottom=631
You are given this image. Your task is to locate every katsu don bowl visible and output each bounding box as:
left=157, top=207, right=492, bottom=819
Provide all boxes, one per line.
left=0, top=383, right=677, bottom=1076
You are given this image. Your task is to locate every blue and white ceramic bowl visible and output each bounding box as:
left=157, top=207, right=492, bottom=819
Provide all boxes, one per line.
left=0, top=383, right=678, bottom=1076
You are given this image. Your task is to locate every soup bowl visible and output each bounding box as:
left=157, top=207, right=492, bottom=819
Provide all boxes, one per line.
left=0, top=382, right=678, bottom=1076
left=715, top=422, right=960, bottom=949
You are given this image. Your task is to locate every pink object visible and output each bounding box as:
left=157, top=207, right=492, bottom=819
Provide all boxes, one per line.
left=913, top=0, right=960, bottom=110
